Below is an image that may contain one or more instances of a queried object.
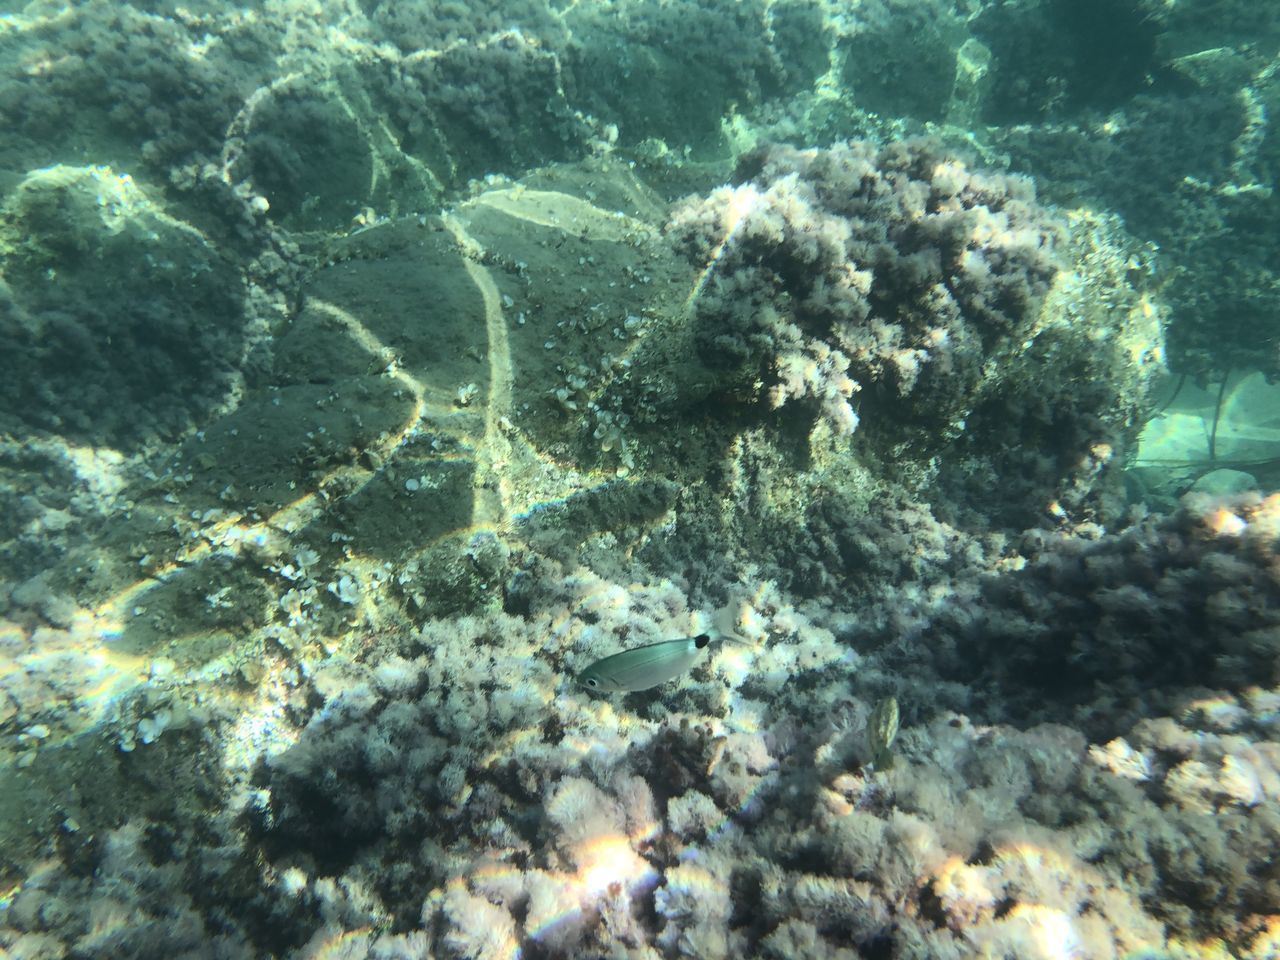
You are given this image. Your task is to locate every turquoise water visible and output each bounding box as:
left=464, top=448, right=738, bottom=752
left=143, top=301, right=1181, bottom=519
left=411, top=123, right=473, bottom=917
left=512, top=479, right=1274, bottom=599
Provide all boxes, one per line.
left=0, top=2, right=1278, bottom=957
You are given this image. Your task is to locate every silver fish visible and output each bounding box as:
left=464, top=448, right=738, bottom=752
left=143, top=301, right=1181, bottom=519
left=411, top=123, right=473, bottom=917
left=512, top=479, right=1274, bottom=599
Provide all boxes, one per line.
left=577, top=634, right=716, bottom=693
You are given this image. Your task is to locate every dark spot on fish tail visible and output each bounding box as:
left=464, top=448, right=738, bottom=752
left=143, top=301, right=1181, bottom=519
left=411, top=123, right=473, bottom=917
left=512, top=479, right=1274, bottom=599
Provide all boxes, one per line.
left=694, top=634, right=711, bottom=649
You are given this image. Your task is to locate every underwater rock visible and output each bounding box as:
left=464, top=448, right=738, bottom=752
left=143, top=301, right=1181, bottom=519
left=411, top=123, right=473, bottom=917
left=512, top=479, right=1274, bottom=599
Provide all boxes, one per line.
left=0, top=165, right=253, bottom=447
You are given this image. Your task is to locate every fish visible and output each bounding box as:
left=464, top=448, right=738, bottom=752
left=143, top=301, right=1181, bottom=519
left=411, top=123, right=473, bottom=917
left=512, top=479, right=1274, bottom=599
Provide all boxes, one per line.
left=577, top=633, right=721, bottom=693
left=867, top=695, right=900, bottom=771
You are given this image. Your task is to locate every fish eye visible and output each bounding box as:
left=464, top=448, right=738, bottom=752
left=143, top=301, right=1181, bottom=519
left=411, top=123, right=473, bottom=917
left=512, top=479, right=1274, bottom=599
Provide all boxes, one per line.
left=586, top=678, right=598, bottom=687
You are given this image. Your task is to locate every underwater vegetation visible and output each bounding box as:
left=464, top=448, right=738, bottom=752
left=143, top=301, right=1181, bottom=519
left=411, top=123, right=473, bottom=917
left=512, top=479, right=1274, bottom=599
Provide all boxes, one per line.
left=0, top=1, right=1279, bottom=959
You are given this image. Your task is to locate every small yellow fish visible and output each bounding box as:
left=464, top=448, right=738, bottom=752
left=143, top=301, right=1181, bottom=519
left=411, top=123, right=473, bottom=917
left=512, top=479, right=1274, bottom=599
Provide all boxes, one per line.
left=867, top=695, right=901, bottom=771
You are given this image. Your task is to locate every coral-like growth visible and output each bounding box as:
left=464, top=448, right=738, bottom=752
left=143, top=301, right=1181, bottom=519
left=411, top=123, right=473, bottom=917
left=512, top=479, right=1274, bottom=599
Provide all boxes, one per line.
left=668, top=138, right=1066, bottom=437
left=912, top=492, right=1280, bottom=726
left=1, top=821, right=254, bottom=959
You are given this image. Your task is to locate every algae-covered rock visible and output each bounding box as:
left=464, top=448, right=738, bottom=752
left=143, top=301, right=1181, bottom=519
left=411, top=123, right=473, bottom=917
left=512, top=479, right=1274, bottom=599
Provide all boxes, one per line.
left=0, top=165, right=251, bottom=447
